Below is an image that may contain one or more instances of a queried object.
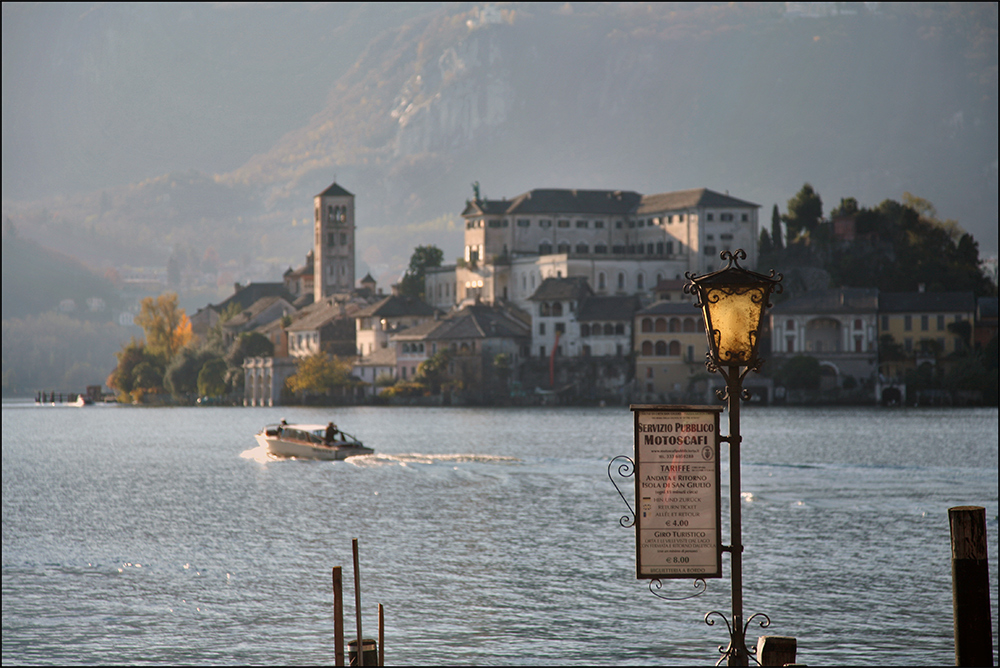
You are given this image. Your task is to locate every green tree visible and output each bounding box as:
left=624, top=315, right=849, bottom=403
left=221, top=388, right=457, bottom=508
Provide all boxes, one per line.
left=770, top=204, right=783, bottom=250
left=783, top=183, right=823, bottom=242
left=106, top=338, right=164, bottom=402
left=134, top=293, right=192, bottom=360
left=776, top=355, right=821, bottom=390
left=286, top=353, right=353, bottom=396
left=197, top=358, right=228, bottom=397
left=164, top=345, right=223, bottom=398
left=399, top=245, right=444, bottom=300
left=416, top=349, right=452, bottom=393
left=759, top=228, right=773, bottom=256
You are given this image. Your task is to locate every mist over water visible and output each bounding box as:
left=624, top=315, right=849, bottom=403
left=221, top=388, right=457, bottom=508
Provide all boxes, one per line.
left=2, top=404, right=997, bottom=665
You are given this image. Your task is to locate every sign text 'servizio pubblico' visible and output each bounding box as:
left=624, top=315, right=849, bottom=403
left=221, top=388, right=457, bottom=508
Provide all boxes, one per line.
left=632, top=407, right=722, bottom=579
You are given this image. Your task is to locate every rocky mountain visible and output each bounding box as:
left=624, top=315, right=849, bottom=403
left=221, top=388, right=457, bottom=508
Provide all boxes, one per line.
left=3, top=2, right=997, bottom=297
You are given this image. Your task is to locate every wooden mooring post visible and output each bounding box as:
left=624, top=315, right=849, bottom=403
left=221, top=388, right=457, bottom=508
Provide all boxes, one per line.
left=332, top=566, right=345, bottom=666
left=949, top=506, right=994, bottom=666
left=756, top=636, right=796, bottom=666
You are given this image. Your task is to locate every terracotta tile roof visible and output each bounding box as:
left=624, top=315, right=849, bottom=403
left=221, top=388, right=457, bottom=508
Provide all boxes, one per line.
left=879, top=291, right=975, bottom=313
left=354, top=294, right=439, bottom=319
left=577, top=295, right=642, bottom=321
left=316, top=181, right=354, bottom=198
left=528, top=276, right=594, bottom=301
left=637, top=188, right=759, bottom=213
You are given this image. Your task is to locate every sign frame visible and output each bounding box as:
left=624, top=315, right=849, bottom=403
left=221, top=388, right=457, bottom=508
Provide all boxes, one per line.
left=630, top=404, right=723, bottom=580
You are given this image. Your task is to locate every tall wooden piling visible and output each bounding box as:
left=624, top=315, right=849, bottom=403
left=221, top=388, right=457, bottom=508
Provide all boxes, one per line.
left=353, top=538, right=364, bottom=666
left=378, top=603, right=385, bottom=667
left=332, top=566, right=345, bottom=666
left=756, top=636, right=796, bottom=666
left=949, top=506, right=994, bottom=666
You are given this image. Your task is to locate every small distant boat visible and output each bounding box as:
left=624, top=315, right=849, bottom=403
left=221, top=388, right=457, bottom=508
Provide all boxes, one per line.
left=255, top=422, right=373, bottom=461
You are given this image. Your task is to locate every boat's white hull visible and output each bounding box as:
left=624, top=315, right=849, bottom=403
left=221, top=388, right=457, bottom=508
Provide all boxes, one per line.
left=254, top=433, right=374, bottom=461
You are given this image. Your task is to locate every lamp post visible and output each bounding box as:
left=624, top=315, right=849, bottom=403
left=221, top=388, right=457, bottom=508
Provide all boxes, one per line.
left=685, top=249, right=782, bottom=666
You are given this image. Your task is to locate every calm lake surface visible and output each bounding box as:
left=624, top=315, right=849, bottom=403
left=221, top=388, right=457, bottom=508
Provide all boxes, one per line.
left=2, top=403, right=997, bottom=666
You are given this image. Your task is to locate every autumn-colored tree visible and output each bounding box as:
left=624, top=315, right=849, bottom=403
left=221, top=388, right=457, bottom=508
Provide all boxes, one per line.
left=134, top=293, right=192, bottom=359
left=286, top=353, right=354, bottom=396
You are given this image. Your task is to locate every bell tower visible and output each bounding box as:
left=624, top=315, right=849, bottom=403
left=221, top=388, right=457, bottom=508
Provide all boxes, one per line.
left=313, top=181, right=356, bottom=301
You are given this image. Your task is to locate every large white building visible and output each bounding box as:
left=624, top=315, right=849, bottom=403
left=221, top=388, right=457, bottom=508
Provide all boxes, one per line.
left=447, top=187, right=760, bottom=312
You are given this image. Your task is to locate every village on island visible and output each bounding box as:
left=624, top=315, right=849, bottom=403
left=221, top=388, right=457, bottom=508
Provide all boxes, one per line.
left=99, top=178, right=987, bottom=409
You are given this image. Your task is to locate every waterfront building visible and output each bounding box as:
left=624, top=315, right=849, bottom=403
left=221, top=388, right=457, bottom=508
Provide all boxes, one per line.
left=634, top=301, right=707, bottom=402
left=877, top=290, right=976, bottom=379
left=769, top=287, right=880, bottom=388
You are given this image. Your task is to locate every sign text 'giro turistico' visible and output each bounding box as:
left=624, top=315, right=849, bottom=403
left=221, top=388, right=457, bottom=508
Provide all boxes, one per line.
left=631, top=405, right=722, bottom=579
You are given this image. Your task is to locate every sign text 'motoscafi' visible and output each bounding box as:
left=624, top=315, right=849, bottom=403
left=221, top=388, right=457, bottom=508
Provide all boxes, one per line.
left=639, top=421, right=714, bottom=446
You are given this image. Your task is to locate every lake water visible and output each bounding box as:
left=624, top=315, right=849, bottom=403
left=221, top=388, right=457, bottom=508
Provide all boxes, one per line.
left=2, top=402, right=997, bottom=666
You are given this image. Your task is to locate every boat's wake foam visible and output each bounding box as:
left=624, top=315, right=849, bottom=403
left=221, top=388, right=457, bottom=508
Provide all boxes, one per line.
left=240, top=446, right=519, bottom=467
left=239, top=444, right=276, bottom=463
left=348, top=453, right=521, bottom=468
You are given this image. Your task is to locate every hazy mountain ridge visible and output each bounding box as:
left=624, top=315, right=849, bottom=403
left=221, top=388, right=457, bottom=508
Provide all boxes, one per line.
left=3, top=2, right=997, bottom=297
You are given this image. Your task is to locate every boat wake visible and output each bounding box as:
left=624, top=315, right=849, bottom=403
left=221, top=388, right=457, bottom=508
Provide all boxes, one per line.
left=239, top=447, right=518, bottom=467
left=347, top=453, right=521, bottom=468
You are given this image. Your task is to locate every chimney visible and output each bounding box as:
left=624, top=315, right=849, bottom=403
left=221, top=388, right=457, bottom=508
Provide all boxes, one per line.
left=234, top=282, right=241, bottom=293
left=390, top=283, right=401, bottom=297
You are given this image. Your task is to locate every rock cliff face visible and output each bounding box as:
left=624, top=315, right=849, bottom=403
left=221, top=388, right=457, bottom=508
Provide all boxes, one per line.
left=393, top=29, right=513, bottom=156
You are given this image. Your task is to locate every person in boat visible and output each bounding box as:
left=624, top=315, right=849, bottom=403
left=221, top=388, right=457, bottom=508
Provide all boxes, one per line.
left=325, top=422, right=339, bottom=444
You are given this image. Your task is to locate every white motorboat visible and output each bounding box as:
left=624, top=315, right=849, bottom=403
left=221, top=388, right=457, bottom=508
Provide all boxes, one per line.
left=255, top=422, right=373, bottom=460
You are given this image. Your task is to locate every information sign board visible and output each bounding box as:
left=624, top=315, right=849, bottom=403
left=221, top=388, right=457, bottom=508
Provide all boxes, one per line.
left=630, top=405, right=722, bottom=579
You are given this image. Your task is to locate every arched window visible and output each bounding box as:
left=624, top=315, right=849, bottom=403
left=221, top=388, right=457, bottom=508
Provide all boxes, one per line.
left=669, top=318, right=681, bottom=332
left=641, top=318, right=653, bottom=333
left=603, top=323, right=615, bottom=336
left=328, top=205, right=335, bottom=221
left=637, top=273, right=645, bottom=290
left=786, top=319, right=796, bottom=331
left=669, top=341, right=681, bottom=356
left=575, top=243, right=589, bottom=254
left=581, top=324, right=591, bottom=337
left=642, top=341, right=653, bottom=356
left=683, top=318, right=696, bottom=332
left=655, top=318, right=667, bottom=333
left=552, top=302, right=563, bottom=317
left=655, top=341, right=667, bottom=356
left=540, top=303, right=551, bottom=317
left=618, top=273, right=625, bottom=290
left=598, top=273, right=607, bottom=290
left=539, top=243, right=553, bottom=255
left=615, top=323, right=624, bottom=335
left=557, top=242, right=571, bottom=253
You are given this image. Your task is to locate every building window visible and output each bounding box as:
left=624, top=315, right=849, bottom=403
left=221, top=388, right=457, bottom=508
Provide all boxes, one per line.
left=921, top=315, right=929, bottom=331
left=594, top=244, right=608, bottom=254
left=595, top=220, right=605, bottom=229
left=904, top=338, right=913, bottom=352
left=576, top=220, right=588, bottom=228
left=741, top=214, right=749, bottom=222
left=328, top=232, right=335, bottom=246
left=637, top=274, right=645, bottom=290
left=904, top=315, right=912, bottom=331
left=854, top=319, right=863, bottom=330
left=581, top=324, right=591, bottom=337
left=642, top=341, right=653, bottom=356
left=720, top=213, right=734, bottom=222
left=618, top=273, right=625, bottom=290
left=517, top=218, right=530, bottom=227
left=539, top=243, right=553, bottom=255
left=540, top=219, right=552, bottom=228
left=706, top=213, right=714, bottom=222
left=655, top=341, right=667, bottom=356
left=340, top=233, right=348, bottom=245
left=787, top=337, right=795, bottom=353
left=575, top=243, right=589, bottom=254
left=882, top=315, right=889, bottom=330
left=704, top=245, right=716, bottom=256
left=937, top=315, right=945, bottom=330
left=557, top=220, right=570, bottom=228
left=555, top=322, right=566, bottom=334
left=707, top=234, right=715, bottom=241
left=557, top=242, right=571, bottom=253
left=539, top=323, right=546, bottom=335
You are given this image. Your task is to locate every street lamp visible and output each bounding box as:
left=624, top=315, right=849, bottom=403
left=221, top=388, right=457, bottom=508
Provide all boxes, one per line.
left=685, top=249, right=782, bottom=666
